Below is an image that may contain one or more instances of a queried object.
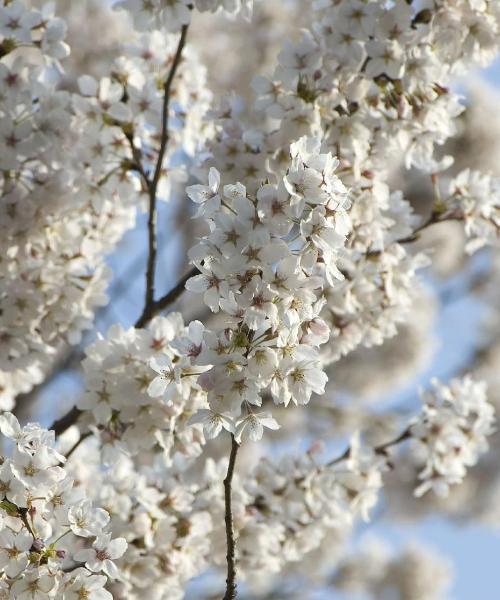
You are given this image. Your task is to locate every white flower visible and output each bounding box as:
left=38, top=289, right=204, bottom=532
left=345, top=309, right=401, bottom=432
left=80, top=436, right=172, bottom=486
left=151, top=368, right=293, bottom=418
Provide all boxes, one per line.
left=186, top=168, right=221, bottom=217
left=0, top=529, right=32, bottom=577
left=64, top=570, right=112, bottom=600
left=0, top=412, right=25, bottom=445
left=188, top=409, right=235, bottom=439
left=171, top=320, right=205, bottom=361
left=247, top=347, right=278, bottom=379
left=365, top=39, right=405, bottom=79
left=68, top=500, right=110, bottom=537
left=10, top=446, right=65, bottom=493
left=284, top=360, right=328, bottom=406
left=185, top=264, right=229, bottom=312
left=147, top=355, right=181, bottom=398
left=74, top=534, right=127, bottom=579
left=234, top=412, right=280, bottom=442
left=11, top=570, right=55, bottom=599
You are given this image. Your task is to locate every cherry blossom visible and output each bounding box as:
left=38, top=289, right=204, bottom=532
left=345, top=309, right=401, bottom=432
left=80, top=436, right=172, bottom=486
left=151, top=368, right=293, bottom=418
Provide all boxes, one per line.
left=2, top=0, right=500, bottom=597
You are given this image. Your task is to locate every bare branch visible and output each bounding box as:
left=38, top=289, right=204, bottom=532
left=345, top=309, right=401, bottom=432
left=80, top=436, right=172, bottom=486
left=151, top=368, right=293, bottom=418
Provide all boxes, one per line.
left=50, top=406, right=82, bottom=437
left=327, top=426, right=412, bottom=467
left=135, top=265, right=198, bottom=328
left=140, top=24, right=189, bottom=322
left=64, top=431, right=92, bottom=460
left=223, top=435, right=240, bottom=600
left=47, top=27, right=192, bottom=439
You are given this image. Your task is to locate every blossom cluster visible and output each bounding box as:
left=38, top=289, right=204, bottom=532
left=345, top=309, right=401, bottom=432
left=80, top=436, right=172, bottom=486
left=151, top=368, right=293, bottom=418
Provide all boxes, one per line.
left=80, top=314, right=206, bottom=464
left=184, top=135, right=349, bottom=438
left=68, top=454, right=214, bottom=600
left=191, top=0, right=500, bottom=376
left=116, top=0, right=253, bottom=33
left=234, top=435, right=384, bottom=579
left=443, top=169, right=500, bottom=254
left=0, top=0, right=136, bottom=409
left=410, top=377, right=496, bottom=497
left=3, top=0, right=500, bottom=596
left=0, top=413, right=127, bottom=599
left=0, top=3, right=211, bottom=409
left=65, top=435, right=384, bottom=597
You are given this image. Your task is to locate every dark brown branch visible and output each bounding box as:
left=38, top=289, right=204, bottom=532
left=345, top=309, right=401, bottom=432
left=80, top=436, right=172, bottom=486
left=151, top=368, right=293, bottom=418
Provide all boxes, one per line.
left=135, top=265, right=198, bottom=328
left=49, top=266, right=198, bottom=436
left=327, top=427, right=412, bottom=467
left=152, top=24, right=189, bottom=192
left=223, top=435, right=240, bottom=600
left=139, top=24, right=189, bottom=323
left=50, top=406, right=82, bottom=437
left=144, top=185, right=158, bottom=311
left=64, top=431, right=92, bottom=460
left=29, top=29, right=193, bottom=439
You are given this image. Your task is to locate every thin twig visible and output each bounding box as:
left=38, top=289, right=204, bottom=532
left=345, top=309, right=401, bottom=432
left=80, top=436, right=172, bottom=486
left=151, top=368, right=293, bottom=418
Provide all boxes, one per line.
left=50, top=406, right=82, bottom=437
left=124, top=131, right=150, bottom=191
left=64, top=431, right=92, bottom=460
left=223, top=435, right=240, bottom=600
left=47, top=27, right=191, bottom=439
left=139, top=24, right=189, bottom=323
left=135, top=265, right=198, bottom=328
left=48, top=265, right=198, bottom=436
left=327, top=427, right=412, bottom=467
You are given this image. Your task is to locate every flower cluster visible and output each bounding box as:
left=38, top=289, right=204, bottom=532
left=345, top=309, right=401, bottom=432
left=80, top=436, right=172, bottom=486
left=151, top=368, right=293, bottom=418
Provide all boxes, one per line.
left=185, top=135, right=350, bottom=439
left=410, top=377, right=496, bottom=497
left=0, top=7, right=212, bottom=409
left=80, top=314, right=206, bottom=464
left=68, top=454, right=214, bottom=600
left=333, top=539, right=452, bottom=600
left=0, top=1, right=69, bottom=60
left=321, top=245, right=429, bottom=363
left=3, top=0, right=500, bottom=596
left=116, top=0, right=253, bottom=33
left=0, top=1, right=136, bottom=409
left=235, top=435, right=384, bottom=578
left=0, top=413, right=127, bottom=598
left=193, top=0, right=500, bottom=372
left=443, top=169, right=500, bottom=254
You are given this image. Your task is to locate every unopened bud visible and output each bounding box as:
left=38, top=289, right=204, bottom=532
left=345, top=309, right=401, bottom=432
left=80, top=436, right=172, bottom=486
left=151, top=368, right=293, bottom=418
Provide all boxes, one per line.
left=31, top=539, right=44, bottom=553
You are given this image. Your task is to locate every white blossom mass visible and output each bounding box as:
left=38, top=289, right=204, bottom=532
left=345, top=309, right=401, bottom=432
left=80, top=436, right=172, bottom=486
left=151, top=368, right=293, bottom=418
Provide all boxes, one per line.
left=1, top=0, right=500, bottom=598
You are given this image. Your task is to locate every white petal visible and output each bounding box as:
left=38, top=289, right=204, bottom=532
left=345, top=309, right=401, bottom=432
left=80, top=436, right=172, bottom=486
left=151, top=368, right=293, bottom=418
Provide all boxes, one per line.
left=108, top=537, right=128, bottom=559
left=78, top=75, right=98, bottom=96
left=208, top=167, right=220, bottom=190
left=147, top=377, right=168, bottom=397
left=185, top=274, right=209, bottom=293
left=107, top=102, right=132, bottom=122
left=0, top=413, right=20, bottom=439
